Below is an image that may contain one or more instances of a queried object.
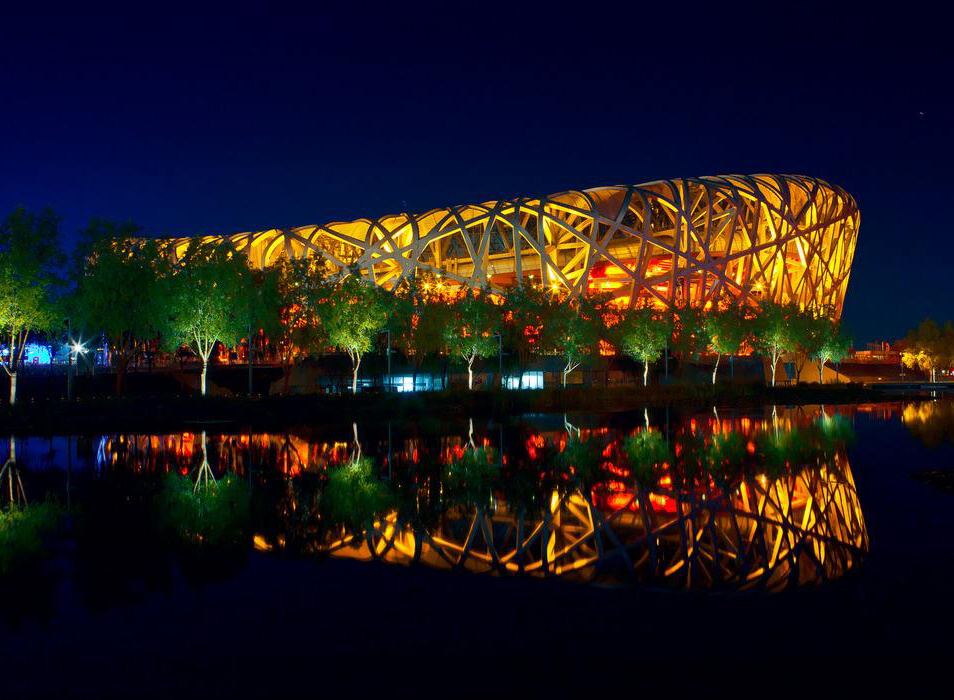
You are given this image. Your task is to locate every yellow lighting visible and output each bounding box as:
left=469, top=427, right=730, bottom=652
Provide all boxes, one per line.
left=167, top=174, right=857, bottom=321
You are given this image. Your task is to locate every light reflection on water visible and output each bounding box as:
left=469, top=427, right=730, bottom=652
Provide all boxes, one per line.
left=11, top=402, right=930, bottom=592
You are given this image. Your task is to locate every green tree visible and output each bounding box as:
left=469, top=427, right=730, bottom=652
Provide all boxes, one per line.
left=751, top=301, right=801, bottom=386
left=160, top=241, right=254, bottom=396
left=617, top=308, right=672, bottom=386
left=0, top=207, right=65, bottom=405
left=809, top=317, right=851, bottom=383
left=70, top=219, right=168, bottom=395
left=705, top=308, right=748, bottom=384
left=389, top=276, right=448, bottom=390
left=444, top=288, right=498, bottom=390
left=542, top=296, right=600, bottom=386
left=670, top=306, right=710, bottom=362
left=325, top=272, right=391, bottom=394
left=501, top=282, right=551, bottom=380
left=236, top=265, right=282, bottom=395
left=268, top=257, right=331, bottom=394
left=901, top=319, right=954, bottom=383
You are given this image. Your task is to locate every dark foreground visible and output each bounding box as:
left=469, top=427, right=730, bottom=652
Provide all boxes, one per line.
left=1, top=409, right=952, bottom=696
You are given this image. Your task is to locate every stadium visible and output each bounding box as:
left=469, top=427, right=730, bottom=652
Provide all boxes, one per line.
left=174, top=174, right=859, bottom=318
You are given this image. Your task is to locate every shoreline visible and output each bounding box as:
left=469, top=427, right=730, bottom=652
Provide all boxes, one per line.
left=0, top=382, right=919, bottom=434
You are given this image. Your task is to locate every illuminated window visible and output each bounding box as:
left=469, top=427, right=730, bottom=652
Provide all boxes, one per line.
left=504, top=371, right=544, bottom=390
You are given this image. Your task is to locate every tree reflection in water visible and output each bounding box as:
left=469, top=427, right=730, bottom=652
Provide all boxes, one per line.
left=85, top=406, right=869, bottom=592
left=902, top=400, right=954, bottom=448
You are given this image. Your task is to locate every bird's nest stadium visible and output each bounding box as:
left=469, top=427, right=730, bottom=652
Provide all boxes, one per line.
left=173, top=174, right=858, bottom=318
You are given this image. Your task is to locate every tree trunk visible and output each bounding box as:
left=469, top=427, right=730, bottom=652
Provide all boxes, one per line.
left=9, top=372, right=16, bottom=406
left=818, top=357, right=825, bottom=384
left=643, top=361, right=649, bottom=386
left=283, top=363, right=292, bottom=395
left=712, top=353, right=720, bottom=385
left=467, top=356, right=474, bottom=390
left=115, top=356, right=129, bottom=397
left=200, top=358, right=208, bottom=396
left=351, top=353, right=361, bottom=394
left=247, top=335, right=254, bottom=397
left=770, top=352, right=778, bottom=386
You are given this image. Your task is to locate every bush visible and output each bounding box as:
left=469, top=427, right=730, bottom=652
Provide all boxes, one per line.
left=441, top=447, right=498, bottom=509
left=623, top=431, right=671, bottom=485
left=0, top=501, right=61, bottom=576
left=322, top=457, right=393, bottom=532
left=157, top=472, right=251, bottom=552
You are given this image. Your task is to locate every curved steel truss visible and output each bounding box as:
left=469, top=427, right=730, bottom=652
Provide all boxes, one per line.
left=319, top=457, right=867, bottom=591
left=176, top=173, right=859, bottom=316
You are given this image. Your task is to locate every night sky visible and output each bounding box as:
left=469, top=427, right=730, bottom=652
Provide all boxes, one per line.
left=1, top=5, right=951, bottom=343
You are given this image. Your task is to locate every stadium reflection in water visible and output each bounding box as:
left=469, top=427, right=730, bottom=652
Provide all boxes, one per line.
left=79, top=405, right=869, bottom=592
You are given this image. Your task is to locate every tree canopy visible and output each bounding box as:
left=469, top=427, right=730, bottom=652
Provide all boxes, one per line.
left=902, top=319, right=954, bottom=382
left=751, top=301, right=801, bottom=386
left=159, top=242, right=254, bottom=395
left=704, top=308, right=749, bottom=384
left=325, top=272, right=391, bottom=394
left=617, top=308, right=671, bottom=386
left=267, top=257, right=332, bottom=392
left=542, top=295, right=601, bottom=386
left=0, top=207, right=65, bottom=404
left=444, top=288, right=498, bottom=390
left=70, top=218, right=168, bottom=395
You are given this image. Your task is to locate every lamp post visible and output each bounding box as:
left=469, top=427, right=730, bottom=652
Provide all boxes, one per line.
left=385, top=328, right=392, bottom=391
left=67, top=339, right=87, bottom=402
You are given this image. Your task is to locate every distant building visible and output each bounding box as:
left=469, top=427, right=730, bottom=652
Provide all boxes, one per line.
left=850, top=341, right=900, bottom=363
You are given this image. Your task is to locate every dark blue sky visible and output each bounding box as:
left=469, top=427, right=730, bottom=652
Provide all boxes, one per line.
left=1, top=4, right=951, bottom=343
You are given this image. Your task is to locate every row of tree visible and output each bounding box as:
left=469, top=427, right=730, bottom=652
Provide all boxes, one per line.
left=0, top=207, right=853, bottom=404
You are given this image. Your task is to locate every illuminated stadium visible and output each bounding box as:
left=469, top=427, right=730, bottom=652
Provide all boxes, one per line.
left=174, top=174, right=859, bottom=318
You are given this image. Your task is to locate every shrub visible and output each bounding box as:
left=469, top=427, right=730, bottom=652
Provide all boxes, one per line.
left=157, top=472, right=251, bottom=552
left=0, top=501, right=61, bottom=576
left=322, top=457, right=393, bottom=532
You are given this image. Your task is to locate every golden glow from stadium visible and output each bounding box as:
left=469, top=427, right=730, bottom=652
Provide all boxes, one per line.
left=174, top=174, right=859, bottom=318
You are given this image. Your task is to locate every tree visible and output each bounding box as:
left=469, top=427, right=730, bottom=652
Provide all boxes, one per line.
left=160, top=241, right=254, bottom=396
left=809, top=317, right=851, bottom=383
left=751, top=301, right=801, bottom=386
left=70, top=219, right=167, bottom=396
left=389, top=275, right=449, bottom=390
left=325, top=272, right=391, bottom=394
left=902, top=319, right=954, bottom=382
left=444, top=288, right=498, bottom=390
left=788, top=307, right=825, bottom=384
left=705, top=308, right=748, bottom=384
left=617, top=308, right=671, bottom=386
left=236, top=265, right=282, bottom=395
left=542, top=295, right=600, bottom=386
left=670, top=306, right=710, bottom=363
left=0, top=207, right=65, bottom=405
left=501, top=282, right=551, bottom=382
left=268, top=257, right=331, bottom=394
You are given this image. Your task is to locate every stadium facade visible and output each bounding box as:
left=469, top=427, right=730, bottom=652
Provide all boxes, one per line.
left=174, top=174, right=858, bottom=318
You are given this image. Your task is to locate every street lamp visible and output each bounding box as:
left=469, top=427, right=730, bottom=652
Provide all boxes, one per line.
left=67, top=339, right=87, bottom=401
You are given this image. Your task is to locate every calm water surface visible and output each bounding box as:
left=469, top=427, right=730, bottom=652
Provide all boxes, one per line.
left=7, top=399, right=952, bottom=603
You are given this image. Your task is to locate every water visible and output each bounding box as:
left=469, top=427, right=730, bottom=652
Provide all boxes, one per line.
left=3, top=398, right=954, bottom=689
left=8, top=401, right=943, bottom=594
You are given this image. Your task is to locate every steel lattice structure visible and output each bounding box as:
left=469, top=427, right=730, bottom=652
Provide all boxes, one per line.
left=175, top=173, right=859, bottom=317
left=317, top=456, right=867, bottom=591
